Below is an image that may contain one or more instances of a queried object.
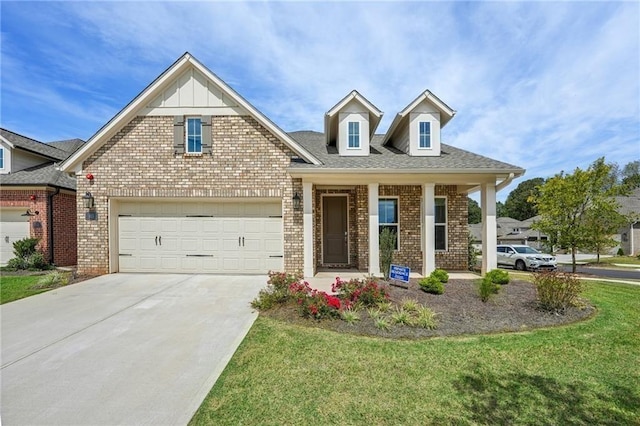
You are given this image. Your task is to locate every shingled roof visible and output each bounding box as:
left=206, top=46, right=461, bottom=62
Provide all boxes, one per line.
left=0, top=128, right=71, bottom=161
left=288, top=131, right=523, bottom=173
left=0, top=163, right=76, bottom=191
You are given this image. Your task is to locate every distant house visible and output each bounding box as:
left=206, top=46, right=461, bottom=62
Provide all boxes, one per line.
left=615, top=188, right=640, bottom=256
left=470, top=216, right=549, bottom=251
left=0, top=129, right=84, bottom=266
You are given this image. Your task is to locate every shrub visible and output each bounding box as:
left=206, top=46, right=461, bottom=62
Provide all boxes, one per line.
left=414, top=306, right=438, bottom=329
left=485, top=269, right=510, bottom=285
left=468, top=231, right=478, bottom=271
left=430, top=268, right=449, bottom=283
left=267, top=271, right=302, bottom=293
left=401, top=298, right=419, bottom=312
left=391, top=308, right=412, bottom=325
left=297, top=289, right=342, bottom=320
left=32, top=271, right=69, bottom=289
left=332, top=277, right=389, bottom=308
left=13, top=237, right=40, bottom=258
left=7, top=238, right=48, bottom=271
left=367, top=308, right=382, bottom=320
left=376, top=301, right=392, bottom=312
left=374, top=317, right=391, bottom=331
left=617, top=248, right=624, bottom=256
left=340, top=309, right=360, bottom=325
left=418, top=276, right=444, bottom=295
left=478, top=276, right=500, bottom=302
left=251, top=271, right=304, bottom=310
left=533, top=270, right=583, bottom=313
left=379, top=228, right=396, bottom=280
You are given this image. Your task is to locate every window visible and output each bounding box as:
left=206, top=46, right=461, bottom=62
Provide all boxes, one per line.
left=348, top=121, right=360, bottom=148
left=379, top=198, right=399, bottom=250
left=435, top=197, right=447, bottom=250
left=186, top=117, right=202, bottom=154
left=419, top=121, right=431, bottom=148
left=0, top=147, right=4, bottom=169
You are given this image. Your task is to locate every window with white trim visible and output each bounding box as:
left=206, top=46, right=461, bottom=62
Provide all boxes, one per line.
left=348, top=121, right=360, bottom=148
left=419, top=121, right=431, bottom=148
left=0, top=147, right=4, bottom=169
left=379, top=198, right=399, bottom=250
left=435, top=197, right=447, bottom=250
left=186, top=117, right=202, bottom=154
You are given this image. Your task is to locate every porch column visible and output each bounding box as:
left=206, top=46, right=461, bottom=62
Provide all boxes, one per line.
left=368, top=183, right=380, bottom=276
left=423, top=183, right=436, bottom=276
left=481, top=182, right=497, bottom=274
left=303, top=181, right=314, bottom=278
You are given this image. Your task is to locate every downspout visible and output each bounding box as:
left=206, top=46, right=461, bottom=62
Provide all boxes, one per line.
left=47, top=187, right=60, bottom=265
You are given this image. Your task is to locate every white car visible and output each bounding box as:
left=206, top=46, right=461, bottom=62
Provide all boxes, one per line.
left=497, top=244, right=557, bottom=271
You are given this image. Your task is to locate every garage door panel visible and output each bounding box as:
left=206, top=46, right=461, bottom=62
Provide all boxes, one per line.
left=118, top=201, right=282, bottom=274
left=266, top=257, right=284, bottom=271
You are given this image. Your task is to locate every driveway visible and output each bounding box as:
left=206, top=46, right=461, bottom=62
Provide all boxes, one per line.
left=1, top=273, right=265, bottom=425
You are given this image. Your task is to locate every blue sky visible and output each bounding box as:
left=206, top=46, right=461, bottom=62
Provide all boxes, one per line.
left=1, top=1, right=638, bottom=201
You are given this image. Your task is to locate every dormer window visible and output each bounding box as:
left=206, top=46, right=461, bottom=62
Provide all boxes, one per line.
left=186, top=117, right=202, bottom=154
left=348, top=122, right=360, bottom=148
left=419, top=122, right=431, bottom=148
left=0, top=147, right=4, bottom=169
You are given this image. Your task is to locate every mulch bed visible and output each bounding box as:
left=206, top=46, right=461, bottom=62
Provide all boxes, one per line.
left=261, top=278, right=596, bottom=339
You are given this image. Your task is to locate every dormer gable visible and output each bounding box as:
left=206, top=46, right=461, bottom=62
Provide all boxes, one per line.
left=324, top=90, right=382, bottom=157
left=382, top=90, right=455, bottom=157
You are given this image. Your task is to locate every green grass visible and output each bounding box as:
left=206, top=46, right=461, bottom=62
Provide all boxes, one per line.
left=583, top=256, right=640, bottom=266
left=190, top=281, right=640, bottom=425
left=0, top=274, right=48, bottom=304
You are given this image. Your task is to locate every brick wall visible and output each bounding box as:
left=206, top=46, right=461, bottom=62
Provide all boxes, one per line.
left=1, top=188, right=77, bottom=266
left=78, top=115, right=301, bottom=275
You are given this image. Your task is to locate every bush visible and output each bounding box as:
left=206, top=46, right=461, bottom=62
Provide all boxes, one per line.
left=430, top=268, right=449, bottom=283
left=297, top=290, right=342, bottom=320
left=7, top=237, right=48, bottom=271
left=414, top=306, right=438, bottom=329
left=468, top=232, right=478, bottom=271
left=13, top=237, right=40, bottom=258
left=379, top=228, right=396, bottom=280
left=340, top=309, right=360, bottom=325
left=533, top=270, right=583, bottom=313
left=332, top=277, right=389, bottom=308
left=478, top=276, right=500, bottom=302
left=251, top=271, right=303, bottom=310
left=485, top=269, right=510, bottom=285
left=617, top=248, right=624, bottom=256
left=418, top=276, right=444, bottom=294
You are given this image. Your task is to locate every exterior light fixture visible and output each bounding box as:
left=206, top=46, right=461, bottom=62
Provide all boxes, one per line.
left=82, top=192, right=95, bottom=209
left=21, top=209, right=39, bottom=217
left=292, top=192, right=302, bottom=210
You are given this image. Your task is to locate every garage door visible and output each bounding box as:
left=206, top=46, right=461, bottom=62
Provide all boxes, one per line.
left=118, top=201, right=283, bottom=274
left=0, top=209, right=30, bottom=266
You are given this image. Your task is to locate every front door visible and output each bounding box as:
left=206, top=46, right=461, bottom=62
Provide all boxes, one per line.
left=323, top=196, right=348, bottom=264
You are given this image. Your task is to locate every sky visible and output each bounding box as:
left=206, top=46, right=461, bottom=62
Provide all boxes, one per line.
left=1, top=1, right=638, bottom=201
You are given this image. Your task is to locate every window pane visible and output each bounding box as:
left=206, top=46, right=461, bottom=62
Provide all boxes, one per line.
left=379, top=199, right=397, bottom=224
left=348, top=121, right=360, bottom=148
left=435, top=225, right=446, bottom=250
left=186, top=118, right=202, bottom=153
left=419, top=121, right=431, bottom=148
left=435, top=198, right=446, bottom=223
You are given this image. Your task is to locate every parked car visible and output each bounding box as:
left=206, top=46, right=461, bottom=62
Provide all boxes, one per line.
left=497, top=244, right=557, bottom=271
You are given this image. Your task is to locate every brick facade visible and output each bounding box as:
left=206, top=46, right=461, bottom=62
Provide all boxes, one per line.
left=1, top=188, right=77, bottom=266
left=312, top=184, right=468, bottom=273
left=77, top=115, right=301, bottom=275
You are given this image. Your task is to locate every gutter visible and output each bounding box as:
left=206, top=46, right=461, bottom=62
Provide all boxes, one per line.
left=288, top=167, right=525, bottom=176
left=47, top=187, right=60, bottom=265
left=495, top=173, right=516, bottom=192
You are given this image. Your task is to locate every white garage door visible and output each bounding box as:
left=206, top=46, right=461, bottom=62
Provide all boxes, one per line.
left=118, top=201, right=283, bottom=274
left=0, top=209, right=30, bottom=266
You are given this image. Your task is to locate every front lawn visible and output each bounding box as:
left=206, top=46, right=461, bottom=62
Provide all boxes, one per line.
left=190, top=281, right=640, bottom=425
left=583, top=255, right=640, bottom=266
left=0, top=271, right=71, bottom=304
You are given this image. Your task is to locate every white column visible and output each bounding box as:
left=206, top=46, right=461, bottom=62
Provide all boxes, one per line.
left=368, top=183, right=380, bottom=276
left=302, top=181, right=314, bottom=278
left=481, top=182, right=497, bottom=274
left=423, top=183, right=436, bottom=276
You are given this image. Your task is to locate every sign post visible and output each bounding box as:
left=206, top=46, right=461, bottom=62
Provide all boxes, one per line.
left=389, top=264, right=410, bottom=289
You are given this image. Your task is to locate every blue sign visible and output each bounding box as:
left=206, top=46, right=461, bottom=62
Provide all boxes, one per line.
left=389, top=264, right=410, bottom=283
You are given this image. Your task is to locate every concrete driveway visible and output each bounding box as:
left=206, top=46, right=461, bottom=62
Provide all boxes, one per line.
left=1, top=273, right=265, bottom=425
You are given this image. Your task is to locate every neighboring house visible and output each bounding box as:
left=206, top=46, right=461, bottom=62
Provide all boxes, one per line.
left=470, top=216, right=549, bottom=251
left=0, top=129, right=83, bottom=266
left=60, top=53, right=524, bottom=277
left=616, top=188, right=640, bottom=256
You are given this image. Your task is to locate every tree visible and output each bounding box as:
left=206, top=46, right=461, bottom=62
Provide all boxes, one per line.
left=581, top=201, right=627, bottom=263
left=503, top=177, right=544, bottom=220
left=529, top=158, right=623, bottom=273
left=496, top=201, right=506, bottom=218
left=621, top=160, right=640, bottom=190
left=468, top=197, right=481, bottom=224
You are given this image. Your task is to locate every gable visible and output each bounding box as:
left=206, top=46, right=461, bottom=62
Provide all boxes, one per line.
left=143, top=67, right=244, bottom=116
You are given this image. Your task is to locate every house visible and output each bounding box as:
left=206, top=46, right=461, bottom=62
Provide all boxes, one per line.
left=470, top=216, right=549, bottom=252
left=0, top=129, right=83, bottom=266
left=615, top=188, right=640, bottom=256
left=60, top=53, right=525, bottom=277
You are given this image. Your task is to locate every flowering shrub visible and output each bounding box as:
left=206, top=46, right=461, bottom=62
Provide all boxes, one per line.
left=332, top=277, right=389, bottom=308
left=298, top=289, right=342, bottom=320
left=268, top=271, right=303, bottom=292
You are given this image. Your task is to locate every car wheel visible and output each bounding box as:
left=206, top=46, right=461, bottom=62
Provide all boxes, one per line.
left=515, top=260, right=526, bottom=271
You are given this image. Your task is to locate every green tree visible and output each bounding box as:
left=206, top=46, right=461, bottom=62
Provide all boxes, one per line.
left=582, top=201, right=627, bottom=263
left=503, top=177, right=544, bottom=220
left=529, top=158, right=623, bottom=273
left=621, top=160, right=640, bottom=189
left=496, top=201, right=506, bottom=218
left=468, top=197, right=481, bottom=224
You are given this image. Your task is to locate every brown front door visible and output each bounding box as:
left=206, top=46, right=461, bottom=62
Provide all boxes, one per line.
left=323, top=196, right=348, bottom=264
